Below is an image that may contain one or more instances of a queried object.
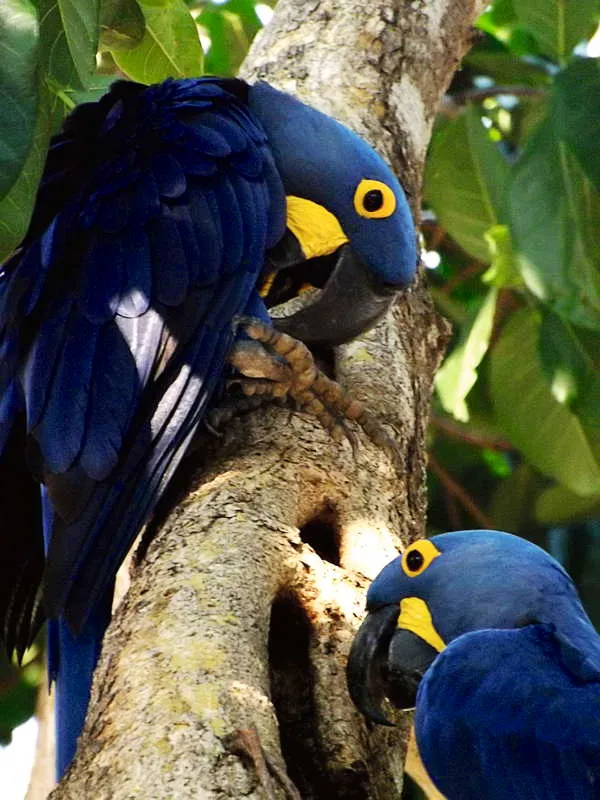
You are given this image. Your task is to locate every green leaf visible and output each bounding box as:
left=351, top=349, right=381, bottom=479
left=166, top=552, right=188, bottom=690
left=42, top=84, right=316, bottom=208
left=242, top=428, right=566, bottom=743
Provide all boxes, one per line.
left=465, top=51, right=551, bottom=86
left=436, top=288, right=498, bottom=422
left=0, top=84, right=52, bottom=261
left=554, top=58, right=600, bottom=192
left=38, top=0, right=99, bottom=88
left=509, top=117, right=600, bottom=330
left=536, top=484, right=600, bottom=524
left=490, top=310, right=600, bottom=496
left=0, top=0, right=40, bottom=199
left=113, top=0, right=203, bottom=84
left=200, top=0, right=262, bottom=76
left=514, top=0, right=599, bottom=61
left=490, top=463, right=541, bottom=532
left=425, top=107, right=509, bottom=262
left=482, top=224, right=523, bottom=288
left=538, top=310, right=600, bottom=463
left=100, top=0, right=145, bottom=51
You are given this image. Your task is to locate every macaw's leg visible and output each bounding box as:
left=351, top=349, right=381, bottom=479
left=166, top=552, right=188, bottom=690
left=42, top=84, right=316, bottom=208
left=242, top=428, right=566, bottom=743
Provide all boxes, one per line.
left=227, top=317, right=401, bottom=465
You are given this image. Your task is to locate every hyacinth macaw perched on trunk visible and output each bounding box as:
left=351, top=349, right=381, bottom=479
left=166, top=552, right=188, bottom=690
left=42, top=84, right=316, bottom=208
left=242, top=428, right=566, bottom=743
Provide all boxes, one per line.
left=0, top=77, right=417, bottom=776
left=347, top=530, right=600, bottom=799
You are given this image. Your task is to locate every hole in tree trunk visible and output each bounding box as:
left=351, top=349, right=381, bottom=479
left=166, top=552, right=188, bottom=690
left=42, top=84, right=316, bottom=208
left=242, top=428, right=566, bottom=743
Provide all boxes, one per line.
left=299, top=508, right=340, bottom=565
left=268, top=591, right=330, bottom=798
left=269, top=591, right=370, bottom=798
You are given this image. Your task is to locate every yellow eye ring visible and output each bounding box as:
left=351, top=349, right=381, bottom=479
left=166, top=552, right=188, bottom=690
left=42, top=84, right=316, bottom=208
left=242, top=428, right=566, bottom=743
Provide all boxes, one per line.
left=353, top=179, right=397, bottom=219
left=401, top=540, right=441, bottom=577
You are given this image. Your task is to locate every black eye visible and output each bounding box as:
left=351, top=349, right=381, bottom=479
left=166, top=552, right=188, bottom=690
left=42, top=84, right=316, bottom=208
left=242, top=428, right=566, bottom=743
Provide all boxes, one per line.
left=405, top=549, right=424, bottom=573
left=363, top=189, right=384, bottom=212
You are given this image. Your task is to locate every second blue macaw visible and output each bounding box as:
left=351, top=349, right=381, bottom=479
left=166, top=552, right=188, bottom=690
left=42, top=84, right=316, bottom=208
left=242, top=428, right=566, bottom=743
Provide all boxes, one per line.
left=347, top=530, right=600, bottom=799
left=0, top=76, right=417, bottom=776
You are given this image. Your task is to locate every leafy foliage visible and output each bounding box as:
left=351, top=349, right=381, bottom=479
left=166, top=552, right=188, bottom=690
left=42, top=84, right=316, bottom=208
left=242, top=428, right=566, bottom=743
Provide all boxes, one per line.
left=112, top=0, right=204, bottom=84
left=425, top=0, right=600, bottom=637
left=0, top=0, right=40, bottom=198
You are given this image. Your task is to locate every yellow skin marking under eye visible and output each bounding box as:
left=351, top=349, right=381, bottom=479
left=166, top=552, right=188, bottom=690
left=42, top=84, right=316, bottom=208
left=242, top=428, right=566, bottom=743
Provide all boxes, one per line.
left=401, top=539, right=442, bottom=578
left=353, top=179, right=397, bottom=219
left=285, top=195, right=348, bottom=260
left=398, top=597, right=446, bottom=653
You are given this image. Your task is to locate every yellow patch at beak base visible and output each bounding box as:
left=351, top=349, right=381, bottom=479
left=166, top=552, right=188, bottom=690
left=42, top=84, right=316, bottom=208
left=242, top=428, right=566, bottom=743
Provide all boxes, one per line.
left=286, top=196, right=348, bottom=260
left=398, top=597, right=445, bottom=653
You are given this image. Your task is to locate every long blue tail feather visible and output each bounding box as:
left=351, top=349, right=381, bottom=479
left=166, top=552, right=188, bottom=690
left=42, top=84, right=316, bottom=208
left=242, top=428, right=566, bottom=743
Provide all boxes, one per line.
left=43, top=487, right=113, bottom=778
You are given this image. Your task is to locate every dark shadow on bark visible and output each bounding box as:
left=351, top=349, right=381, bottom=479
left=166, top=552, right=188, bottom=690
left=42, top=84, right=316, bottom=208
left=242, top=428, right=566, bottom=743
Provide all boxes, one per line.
left=268, top=590, right=370, bottom=799
left=269, top=590, right=330, bottom=798
left=299, top=510, right=340, bottom=566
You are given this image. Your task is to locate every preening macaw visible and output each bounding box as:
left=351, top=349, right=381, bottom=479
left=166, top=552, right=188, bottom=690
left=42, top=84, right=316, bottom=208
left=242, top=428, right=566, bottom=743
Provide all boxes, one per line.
left=0, top=77, right=417, bottom=776
left=347, top=529, right=600, bottom=799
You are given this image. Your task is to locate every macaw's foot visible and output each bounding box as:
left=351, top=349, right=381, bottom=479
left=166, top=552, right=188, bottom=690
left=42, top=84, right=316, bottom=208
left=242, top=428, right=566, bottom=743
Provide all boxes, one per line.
left=229, top=316, right=401, bottom=465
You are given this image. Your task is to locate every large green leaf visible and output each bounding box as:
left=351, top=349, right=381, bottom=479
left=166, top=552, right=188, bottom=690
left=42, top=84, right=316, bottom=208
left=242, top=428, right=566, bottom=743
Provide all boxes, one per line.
left=554, top=58, right=600, bottom=192
left=0, top=85, right=51, bottom=261
left=538, top=310, right=600, bottom=464
left=99, top=0, right=145, bottom=51
left=0, top=0, right=39, bottom=199
left=113, top=0, right=203, bottom=84
left=536, top=484, right=600, bottom=524
left=482, top=224, right=523, bottom=289
left=38, top=0, right=99, bottom=88
left=490, top=310, right=600, bottom=496
left=465, top=51, right=551, bottom=86
left=425, top=107, right=509, bottom=262
left=490, top=464, right=541, bottom=533
left=514, top=0, right=599, bottom=61
left=200, top=0, right=262, bottom=76
left=436, top=287, right=498, bottom=422
left=509, top=117, right=600, bottom=330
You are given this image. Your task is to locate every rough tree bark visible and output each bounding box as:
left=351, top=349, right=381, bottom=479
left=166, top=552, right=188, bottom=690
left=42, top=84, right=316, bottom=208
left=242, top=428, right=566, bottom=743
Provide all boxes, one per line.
left=49, top=1, right=486, bottom=797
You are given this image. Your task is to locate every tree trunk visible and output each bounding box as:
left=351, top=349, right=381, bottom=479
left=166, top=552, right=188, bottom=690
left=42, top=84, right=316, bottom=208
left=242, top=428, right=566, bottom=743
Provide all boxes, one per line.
left=51, top=1, right=486, bottom=797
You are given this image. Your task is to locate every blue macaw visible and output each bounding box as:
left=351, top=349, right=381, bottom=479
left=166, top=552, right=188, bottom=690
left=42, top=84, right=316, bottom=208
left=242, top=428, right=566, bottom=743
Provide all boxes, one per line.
left=0, top=77, right=417, bottom=776
left=347, top=529, right=600, bottom=799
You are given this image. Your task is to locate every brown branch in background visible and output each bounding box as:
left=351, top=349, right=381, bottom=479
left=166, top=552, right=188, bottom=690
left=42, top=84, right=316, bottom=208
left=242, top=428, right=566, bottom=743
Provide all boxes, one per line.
left=444, top=485, right=463, bottom=530
left=426, top=223, right=447, bottom=252
left=490, top=288, right=524, bottom=347
left=428, top=453, right=495, bottom=530
left=439, top=86, right=548, bottom=117
left=440, top=260, right=487, bottom=294
left=451, top=85, right=548, bottom=105
left=431, top=415, right=513, bottom=452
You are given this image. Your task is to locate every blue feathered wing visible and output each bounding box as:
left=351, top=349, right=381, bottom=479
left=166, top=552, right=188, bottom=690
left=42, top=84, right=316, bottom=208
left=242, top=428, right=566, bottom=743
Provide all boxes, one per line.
left=416, top=624, right=600, bottom=799
left=0, top=76, right=286, bottom=644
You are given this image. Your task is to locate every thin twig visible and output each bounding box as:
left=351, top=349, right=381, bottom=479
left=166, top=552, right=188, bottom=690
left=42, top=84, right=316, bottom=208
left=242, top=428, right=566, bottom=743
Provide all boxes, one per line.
left=440, top=261, right=487, bottom=294
left=451, top=85, right=548, bottom=104
left=431, top=415, right=513, bottom=452
left=440, top=85, right=548, bottom=117
left=428, top=453, right=495, bottom=530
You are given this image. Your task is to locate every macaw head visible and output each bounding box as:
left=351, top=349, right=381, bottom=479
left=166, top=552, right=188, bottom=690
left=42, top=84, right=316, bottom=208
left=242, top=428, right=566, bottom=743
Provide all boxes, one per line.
left=346, top=529, right=597, bottom=724
left=248, top=82, right=417, bottom=346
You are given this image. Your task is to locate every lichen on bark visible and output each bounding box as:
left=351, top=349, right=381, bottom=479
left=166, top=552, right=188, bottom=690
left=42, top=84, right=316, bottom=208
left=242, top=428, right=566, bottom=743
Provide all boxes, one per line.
left=50, top=1, right=487, bottom=797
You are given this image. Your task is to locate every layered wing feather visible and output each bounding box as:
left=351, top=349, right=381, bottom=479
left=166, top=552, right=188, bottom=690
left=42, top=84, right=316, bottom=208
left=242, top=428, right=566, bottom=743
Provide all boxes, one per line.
left=416, top=625, right=600, bottom=800
left=0, top=77, right=286, bottom=645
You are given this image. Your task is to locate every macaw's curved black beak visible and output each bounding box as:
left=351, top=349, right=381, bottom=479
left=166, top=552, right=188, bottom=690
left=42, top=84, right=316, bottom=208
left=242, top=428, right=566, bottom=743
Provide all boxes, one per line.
left=346, top=605, right=439, bottom=725
left=273, top=244, right=399, bottom=348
